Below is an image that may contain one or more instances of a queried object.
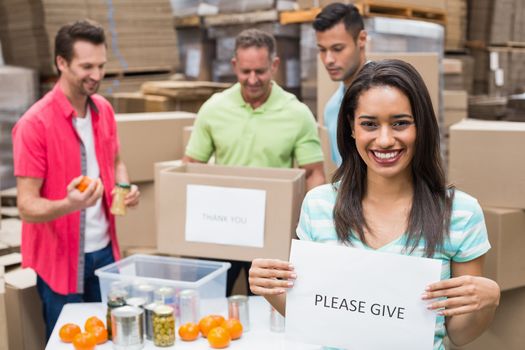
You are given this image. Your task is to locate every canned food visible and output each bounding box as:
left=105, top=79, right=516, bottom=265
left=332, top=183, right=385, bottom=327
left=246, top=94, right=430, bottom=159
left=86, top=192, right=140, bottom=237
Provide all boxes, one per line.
left=178, top=289, right=200, bottom=324
left=106, top=290, right=127, bottom=340
left=110, top=280, right=132, bottom=297
left=111, top=305, right=144, bottom=350
left=144, top=302, right=161, bottom=341
left=153, top=305, right=175, bottom=347
left=126, top=297, right=147, bottom=309
left=111, top=183, right=131, bottom=216
left=228, top=295, right=250, bottom=332
left=154, top=286, right=177, bottom=317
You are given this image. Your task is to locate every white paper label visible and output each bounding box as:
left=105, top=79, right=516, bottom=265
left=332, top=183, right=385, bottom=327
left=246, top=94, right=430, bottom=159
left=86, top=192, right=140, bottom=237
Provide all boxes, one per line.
left=185, top=47, right=201, bottom=78
left=494, top=68, right=504, bottom=87
left=490, top=52, right=499, bottom=71
left=185, top=185, right=266, bottom=247
left=286, top=239, right=442, bottom=350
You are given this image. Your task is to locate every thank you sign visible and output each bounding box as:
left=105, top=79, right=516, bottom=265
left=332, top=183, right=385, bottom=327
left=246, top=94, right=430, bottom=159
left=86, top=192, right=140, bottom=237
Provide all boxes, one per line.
left=185, top=185, right=266, bottom=247
left=286, top=239, right=442, bottom=350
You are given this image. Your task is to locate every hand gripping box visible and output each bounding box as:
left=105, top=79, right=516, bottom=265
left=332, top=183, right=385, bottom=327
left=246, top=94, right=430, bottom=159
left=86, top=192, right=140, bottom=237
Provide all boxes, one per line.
left=156, top=163, right=306, bottom=261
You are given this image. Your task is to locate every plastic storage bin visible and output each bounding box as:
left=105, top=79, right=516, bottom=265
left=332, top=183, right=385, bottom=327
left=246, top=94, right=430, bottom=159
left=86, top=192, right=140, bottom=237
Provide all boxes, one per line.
left=95, top=254, right=231, bottom=304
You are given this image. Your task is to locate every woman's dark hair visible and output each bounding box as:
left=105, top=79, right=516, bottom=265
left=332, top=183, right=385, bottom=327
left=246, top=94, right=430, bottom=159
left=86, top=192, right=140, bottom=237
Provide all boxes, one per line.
left=333, top=59, right=454, bottom=257
left=313, top=3, right=364, bottom=41
left=54, top=19, right=106, bottom=75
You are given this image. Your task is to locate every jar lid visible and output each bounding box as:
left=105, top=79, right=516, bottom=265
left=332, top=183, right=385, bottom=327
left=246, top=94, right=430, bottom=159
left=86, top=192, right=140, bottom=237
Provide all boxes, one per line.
left=154, top=305, right=174, bottom=316
left=116, top=183, right=131, bottom=189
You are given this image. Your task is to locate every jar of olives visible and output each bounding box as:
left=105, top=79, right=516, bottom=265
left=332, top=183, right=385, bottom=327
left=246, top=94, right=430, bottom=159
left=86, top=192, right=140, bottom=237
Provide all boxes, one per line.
left=153, top=305, right=175, bottom=347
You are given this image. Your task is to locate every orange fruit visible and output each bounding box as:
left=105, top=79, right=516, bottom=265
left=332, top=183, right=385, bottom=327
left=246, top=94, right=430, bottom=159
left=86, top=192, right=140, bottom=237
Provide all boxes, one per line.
left=76, top=176, right=92, bottom=192
left=221, top=319, right=243, bottom=340
left=207, top=326, right=231, bottom=349
left=59, top=323, right=81, bottom=343
left=178, top=322, right=200, bottom=341
left=199, top=315, right=224, bottom=337
left=72, top=332, right=96, bottom=350
left=88, top=325, right=108, bottom=344
left=84, top=316, right=105, bottom=332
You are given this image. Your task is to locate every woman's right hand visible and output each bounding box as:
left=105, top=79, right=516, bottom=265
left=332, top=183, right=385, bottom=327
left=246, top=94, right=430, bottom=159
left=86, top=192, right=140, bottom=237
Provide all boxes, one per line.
left=249, top=258, right=296, bottom=296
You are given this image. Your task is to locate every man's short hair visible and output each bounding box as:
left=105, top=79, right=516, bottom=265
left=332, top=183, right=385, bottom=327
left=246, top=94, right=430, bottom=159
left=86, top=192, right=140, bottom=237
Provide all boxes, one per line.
left=313, top=3, right=364, bottom=41
left=54, top=19, right=106, bottom=73
left=234, top=29, right=277, bottom=59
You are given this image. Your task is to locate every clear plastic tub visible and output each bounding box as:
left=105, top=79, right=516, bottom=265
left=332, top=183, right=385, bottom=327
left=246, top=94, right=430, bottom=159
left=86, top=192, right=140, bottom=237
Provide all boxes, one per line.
left=95, top=254, right=231, bottom=305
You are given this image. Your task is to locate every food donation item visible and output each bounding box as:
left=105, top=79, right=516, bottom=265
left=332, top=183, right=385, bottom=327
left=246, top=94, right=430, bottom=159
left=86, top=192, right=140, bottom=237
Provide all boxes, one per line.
left=153, top=305, right=175, bottom=347
left=110, top=183, right=131, bottom=216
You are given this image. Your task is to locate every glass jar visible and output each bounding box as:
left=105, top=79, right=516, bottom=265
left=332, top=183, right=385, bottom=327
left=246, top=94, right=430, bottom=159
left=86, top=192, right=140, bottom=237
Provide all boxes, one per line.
left=111, top=183, right=131, bottom=216
left=153, top=305, right=175, bottom=347
left=106, top=290, right=126, bottom=340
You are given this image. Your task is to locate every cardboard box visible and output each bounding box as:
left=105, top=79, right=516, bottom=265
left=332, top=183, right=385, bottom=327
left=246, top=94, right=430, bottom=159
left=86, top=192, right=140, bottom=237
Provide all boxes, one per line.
left=317, top=52, right=440, bottom=125
left=116, top=112, right=196, bottom=182
left=157, top=163, right=305, bottom=261
left=449, top=119, right=525, bottom=209
left=183, top=125, right=194, bottom=152
left=483, top=207, right=525, bottom=291
left=116, top=181, right=156, bottom=252
left=451, top=287, right=525, bottom=350
left=4, top=268, right=45, bottom=350
left=0, top=268, right=7, bottom=350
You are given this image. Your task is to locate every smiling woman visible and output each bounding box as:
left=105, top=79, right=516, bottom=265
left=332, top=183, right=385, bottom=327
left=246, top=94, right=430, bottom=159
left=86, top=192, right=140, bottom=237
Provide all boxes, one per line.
left=249, top=60, right=500, bottom=350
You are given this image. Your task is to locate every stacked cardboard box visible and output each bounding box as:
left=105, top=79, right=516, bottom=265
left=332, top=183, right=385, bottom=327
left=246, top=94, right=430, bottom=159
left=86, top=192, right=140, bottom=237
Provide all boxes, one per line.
left=176, top=28, right=216, bottom=81
left=443, top=56, right=474, bottom=93
left=0, top=66, right=38, bottom=190
left=445, top=0, right=467, bottom=51
left=468, top=0, right=525, bottom=45
left=115, top=112, right=196, bottom=252
left=298, top=0, right=446, bottom=10
left=0, top=0, right=178, bottom=76
left=170, top=0, right=219, bottom=17
left=471, top=47, right=525, bottom=96
left=448, top=119, right=525, bottom=350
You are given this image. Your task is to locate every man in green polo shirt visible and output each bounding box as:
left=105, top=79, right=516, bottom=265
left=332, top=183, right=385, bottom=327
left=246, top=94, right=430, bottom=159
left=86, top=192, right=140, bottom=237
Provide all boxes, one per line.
left=183, top=28, right=325, bottom=295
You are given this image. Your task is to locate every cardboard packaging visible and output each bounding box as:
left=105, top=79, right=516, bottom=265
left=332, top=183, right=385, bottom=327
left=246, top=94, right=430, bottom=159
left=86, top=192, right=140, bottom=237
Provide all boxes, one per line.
left=451, top=287, right=525, bottom=350
left=116, top=112, right=196, bottom=182
left=448, top=119, right=525, bottom=209
left=4, top=268, right=46, bottom=350
left=156, top=163, right=305, bottom=261
left=0, top=267, right=7, bottom=350
left=443, top=90, right=467, bottom=129
left=483, top=207, right=525, bottom=291
left=116, top=181, right=156, bottom=252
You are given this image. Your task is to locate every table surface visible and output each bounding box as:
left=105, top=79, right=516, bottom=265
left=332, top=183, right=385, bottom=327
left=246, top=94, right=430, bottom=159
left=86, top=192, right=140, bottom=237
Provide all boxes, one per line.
left=46, top=296, right=321, bottom=349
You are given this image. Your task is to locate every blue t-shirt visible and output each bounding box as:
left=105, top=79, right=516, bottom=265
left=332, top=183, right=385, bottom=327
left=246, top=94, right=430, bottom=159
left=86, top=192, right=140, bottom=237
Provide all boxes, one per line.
left=296, top=184, right=491, bottom=350
left=323, top=83, right=345, bottom=166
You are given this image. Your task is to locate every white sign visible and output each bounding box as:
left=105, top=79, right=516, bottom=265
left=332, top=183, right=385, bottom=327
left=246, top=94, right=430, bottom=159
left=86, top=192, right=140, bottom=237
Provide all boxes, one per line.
left=286, top=239, right=442, bottom=350
left=185, top=185, right=266, bottom=247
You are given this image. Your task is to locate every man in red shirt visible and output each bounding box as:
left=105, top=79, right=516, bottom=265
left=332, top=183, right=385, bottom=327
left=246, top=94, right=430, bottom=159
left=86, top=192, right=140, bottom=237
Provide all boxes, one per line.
left=12, top=20, right=140, bottom=340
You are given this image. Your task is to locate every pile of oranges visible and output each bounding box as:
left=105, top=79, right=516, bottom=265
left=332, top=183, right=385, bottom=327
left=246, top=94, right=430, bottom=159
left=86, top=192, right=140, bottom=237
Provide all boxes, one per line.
left=178, top=314, right=243, bottom=349
left=59, top=316, right=108, bottom=350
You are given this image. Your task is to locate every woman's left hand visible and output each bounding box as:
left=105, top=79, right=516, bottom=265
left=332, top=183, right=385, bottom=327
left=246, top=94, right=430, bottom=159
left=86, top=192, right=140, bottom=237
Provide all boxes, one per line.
left=422, top=275, right=500, bottom=317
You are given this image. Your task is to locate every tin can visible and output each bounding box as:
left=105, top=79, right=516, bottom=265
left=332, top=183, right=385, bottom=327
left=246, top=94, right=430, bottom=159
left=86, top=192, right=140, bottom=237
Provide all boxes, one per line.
left=177, top=289, right=200, bottom=324
left=153, top=305, right=175, bottom=347
left=126, top=297, right=147, bottom=309
left=111, top=305, right=144, bottom=350
left=228, top=295, right=250, bottom=332
left=133, top=282, right=155, bottom=303
left=106, top=290, right=127, bottom=340
left=144, top=302, right=161, bottom=341
left=270, top=306, right=285, bottom=333
left=111, top=183, right=131, bottom=216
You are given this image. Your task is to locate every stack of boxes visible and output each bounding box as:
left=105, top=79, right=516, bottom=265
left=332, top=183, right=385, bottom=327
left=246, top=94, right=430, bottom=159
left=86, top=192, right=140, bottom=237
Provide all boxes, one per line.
left=0, top=66, right=38, bottom=189
left=449, top=119, right=525, bottom=350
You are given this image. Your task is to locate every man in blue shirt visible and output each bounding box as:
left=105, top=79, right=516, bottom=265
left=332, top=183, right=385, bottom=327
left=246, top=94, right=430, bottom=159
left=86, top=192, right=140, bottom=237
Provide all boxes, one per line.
left=314, top=3, right=367, bottom=166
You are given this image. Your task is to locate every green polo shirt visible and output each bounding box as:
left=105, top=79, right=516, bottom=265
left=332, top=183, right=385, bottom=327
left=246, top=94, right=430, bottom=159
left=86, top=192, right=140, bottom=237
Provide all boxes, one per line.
left=185, top=82, right=324, bottom=168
